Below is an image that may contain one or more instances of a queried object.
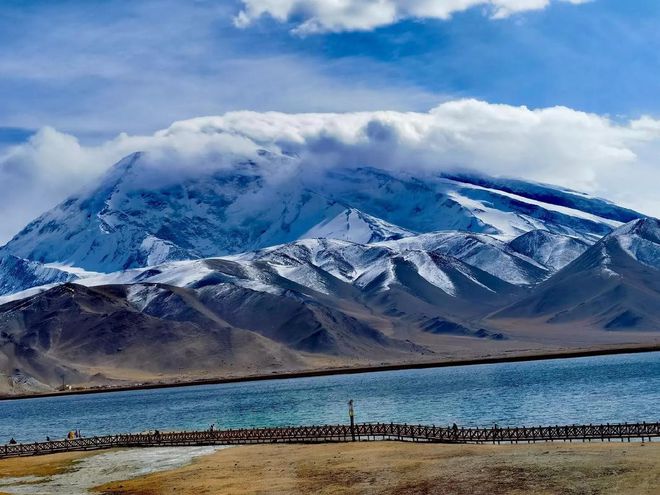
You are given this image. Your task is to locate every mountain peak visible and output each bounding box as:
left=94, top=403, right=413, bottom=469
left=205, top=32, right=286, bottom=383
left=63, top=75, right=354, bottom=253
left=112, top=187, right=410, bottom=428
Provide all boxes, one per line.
left=611, top=217, right=660, bottom=243
left=507, top=230, right=590, bottom=271
left=0, top=151, right=644, bottom=274
left=605, top=217, right=660, bottom=270
left=301, top=207, right=416, bottom=244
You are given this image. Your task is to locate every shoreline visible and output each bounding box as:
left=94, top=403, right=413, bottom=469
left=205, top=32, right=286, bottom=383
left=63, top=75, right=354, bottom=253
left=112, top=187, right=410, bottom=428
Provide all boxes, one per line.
left=2, top=442, right=659, bottom=494
left=2, top=343, right=659, bottom=402
left=94, top=442, right=660, bottom=495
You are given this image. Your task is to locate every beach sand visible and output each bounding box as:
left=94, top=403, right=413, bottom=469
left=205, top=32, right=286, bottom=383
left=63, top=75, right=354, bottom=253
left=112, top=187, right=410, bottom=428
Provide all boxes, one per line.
left=93, top=441, right=660, bottom=494
left=0, top=451, right=92, bottom=479
left=0, top=452, right=93, bottom=495
left=0, top=448, right=219, bottom=495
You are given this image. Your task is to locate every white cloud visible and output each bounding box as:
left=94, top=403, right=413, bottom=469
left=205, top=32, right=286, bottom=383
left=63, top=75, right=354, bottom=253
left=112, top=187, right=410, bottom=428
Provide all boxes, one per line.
left=0, top=1, right=441, bottom=141
left=1, top=98, right=659, bottom=243
left=235, top=0, right=592, bottom=34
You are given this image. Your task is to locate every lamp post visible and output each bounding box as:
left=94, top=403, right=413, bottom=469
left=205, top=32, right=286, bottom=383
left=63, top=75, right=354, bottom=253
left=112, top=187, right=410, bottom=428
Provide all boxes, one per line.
left=348, top=399, right=355, bottom=441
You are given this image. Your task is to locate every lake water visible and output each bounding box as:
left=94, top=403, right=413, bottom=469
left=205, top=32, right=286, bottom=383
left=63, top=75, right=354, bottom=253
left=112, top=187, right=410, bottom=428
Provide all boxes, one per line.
left=1, top=352, right=658, bottom=444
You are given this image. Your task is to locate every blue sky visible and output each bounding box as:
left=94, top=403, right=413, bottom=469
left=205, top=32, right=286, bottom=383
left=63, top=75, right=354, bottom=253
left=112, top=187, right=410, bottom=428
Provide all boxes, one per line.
left=3, top=0, right=660, bottom=242
left=1, top=0, right=660, bottom=143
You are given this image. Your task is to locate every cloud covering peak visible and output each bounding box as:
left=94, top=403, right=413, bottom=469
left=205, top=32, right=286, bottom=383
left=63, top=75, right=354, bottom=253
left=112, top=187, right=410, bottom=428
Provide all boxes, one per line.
left=235, top=0, right=592, bottom=34
left=1, top=98, right=658, bottom=244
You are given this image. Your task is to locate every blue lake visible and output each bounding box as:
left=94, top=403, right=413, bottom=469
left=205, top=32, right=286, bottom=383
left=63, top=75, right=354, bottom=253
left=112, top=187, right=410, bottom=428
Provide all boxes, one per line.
left=1, top=352, right=658, bottom=444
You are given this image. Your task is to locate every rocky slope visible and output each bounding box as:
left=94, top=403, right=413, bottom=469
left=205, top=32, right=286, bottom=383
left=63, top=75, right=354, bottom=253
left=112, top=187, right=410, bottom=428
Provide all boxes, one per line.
left=491, top=218, right=660, bottom=331
left=0, top=149, right=657, bottom=394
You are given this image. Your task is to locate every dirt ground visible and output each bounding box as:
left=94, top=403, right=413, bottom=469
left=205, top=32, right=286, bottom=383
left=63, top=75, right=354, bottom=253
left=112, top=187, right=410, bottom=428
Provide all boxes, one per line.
left=0, top=451, right=94, bottom=495
left=0, top=451, right=92, bottom=479
left=3, top=345, right=658, bottom=400
left=93, top=441, right=660, bottom=495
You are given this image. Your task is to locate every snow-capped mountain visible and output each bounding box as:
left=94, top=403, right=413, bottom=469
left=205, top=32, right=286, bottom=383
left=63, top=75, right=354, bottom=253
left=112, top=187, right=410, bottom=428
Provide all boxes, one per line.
left=1, top=148, right=658, bottom=394
left=375, top=232, right=549, bottom=285
left=507, top=230, right=590, bottom=271
left=440, top=172, right=641, bottom=226
left=4, top=218, right=659, bottom=393
left=225, top=237, right=516, bottom=301
left=0, top=233, right=517, bottom=391
left=609, top=217, right=660, bottom=270
left=321, top=167, right=625, bottom=241
left=491, top=218, right=660, bottom=330
left=301, top=208, right=416, bottom=243
left=0, top=151, right=635, bottom=275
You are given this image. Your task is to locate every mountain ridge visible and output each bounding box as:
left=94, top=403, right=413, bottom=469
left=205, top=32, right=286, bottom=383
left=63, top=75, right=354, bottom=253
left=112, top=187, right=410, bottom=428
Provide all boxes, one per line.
left=489, top=218, right=660, bottom=331
left=0, top=151, right=633, bottom=274
left=0, top=150, right=658, bottom=395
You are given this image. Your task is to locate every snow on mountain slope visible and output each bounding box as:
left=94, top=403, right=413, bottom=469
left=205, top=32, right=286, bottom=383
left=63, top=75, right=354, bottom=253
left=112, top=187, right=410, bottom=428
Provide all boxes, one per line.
left=353, top=249, right=516, bottom=301
left=442, top=173, right=640, bottom=224
left=397, top=251, right=457, bottom=296
left=375, top=231, right=548, bottom=285
left=611, top=217, right=660, bottom=270
left=546, top=217, right=660, bottom=277
left=316, top=168, right=496, bottom=235
left=301, top=208, right=415, bottom=243
left=233, top=238, right=392, bottom=285
left=491, top=218, right=660, bottom=330
left=1, top=152, right=345, bottom=272
left=227, top=237, right=514, bottom=298
left=0, top=148, right=642, bottom=275
left=59, top=235, right=513, bottom=310
left=0, top=255, right=77, bottom=296
left=507, top=230, right=591, bottom=271
left=443, top=179, right=621, bottom=241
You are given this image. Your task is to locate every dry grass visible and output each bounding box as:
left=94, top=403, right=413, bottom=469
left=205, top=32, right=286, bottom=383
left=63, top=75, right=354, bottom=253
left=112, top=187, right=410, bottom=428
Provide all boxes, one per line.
left=0, top=451, right=92, bottom=479
left=0, top=450, right=95, bottom=494
left=94, top=441, right=660, bottom=495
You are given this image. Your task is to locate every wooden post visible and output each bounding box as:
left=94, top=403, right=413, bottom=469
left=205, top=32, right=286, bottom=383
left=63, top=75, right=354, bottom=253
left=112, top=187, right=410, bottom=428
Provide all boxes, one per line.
left=348, top=400, right=356, bottom=442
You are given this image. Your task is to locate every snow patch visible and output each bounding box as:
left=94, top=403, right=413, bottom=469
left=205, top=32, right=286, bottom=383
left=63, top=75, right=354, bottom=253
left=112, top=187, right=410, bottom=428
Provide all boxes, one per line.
left=302, top=208, right=415, bottom=244
left=402, top=251, right=456, bottom=296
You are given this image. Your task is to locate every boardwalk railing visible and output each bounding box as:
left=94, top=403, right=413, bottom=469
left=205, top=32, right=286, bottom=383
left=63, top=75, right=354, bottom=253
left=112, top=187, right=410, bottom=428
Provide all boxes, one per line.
left=1, top=422, right=658, bottom=459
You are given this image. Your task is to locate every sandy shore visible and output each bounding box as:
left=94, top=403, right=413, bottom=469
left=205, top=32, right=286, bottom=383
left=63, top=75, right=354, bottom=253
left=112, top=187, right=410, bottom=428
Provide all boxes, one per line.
left=0, top=452, right=93, bottom=495
left=0, top=451, right=92, bottom=479
left=2, top=344, right=658, bottom=401
left=0, top=448, right=220, bottom=495
left=89, top=441, right=660, bottom=495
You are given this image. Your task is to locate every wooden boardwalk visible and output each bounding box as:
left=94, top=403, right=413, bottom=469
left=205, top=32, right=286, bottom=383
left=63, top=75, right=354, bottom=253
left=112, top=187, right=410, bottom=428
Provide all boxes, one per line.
left=1, top=422, right=658, bottom=459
